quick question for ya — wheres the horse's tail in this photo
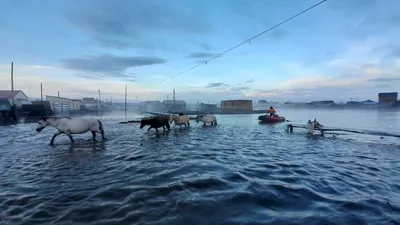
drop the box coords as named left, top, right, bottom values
left=98, top=119, right=105, bottom=137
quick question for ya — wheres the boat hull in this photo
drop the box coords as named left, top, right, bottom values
left=258, top=115, right=286, bottom=123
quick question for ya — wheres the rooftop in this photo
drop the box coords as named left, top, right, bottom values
left=221, top=99, right=252, bottom=102
left=0, top=90, right=26, bottom=98
left=162, top=100, right=186, bottom=105
left=46, top=95, right=81, bottom=101
left=378, top=92, right=398, bottom=97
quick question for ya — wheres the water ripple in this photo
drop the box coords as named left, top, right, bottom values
left=0, top=114, right=399, bottom=224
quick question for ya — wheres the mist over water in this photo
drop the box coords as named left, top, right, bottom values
left=0, top=108, right=399, bottom=224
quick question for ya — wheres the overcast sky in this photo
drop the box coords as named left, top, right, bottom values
left=0, top=0, right=399, bottom=103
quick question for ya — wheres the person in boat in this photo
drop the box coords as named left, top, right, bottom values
left=268, top=106, right=276, bottom=117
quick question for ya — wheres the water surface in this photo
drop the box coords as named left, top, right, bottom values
left=0, top=109, right=399, bottom=224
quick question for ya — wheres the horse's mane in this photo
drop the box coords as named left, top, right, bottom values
left=141, top=115, right=161, bottom=121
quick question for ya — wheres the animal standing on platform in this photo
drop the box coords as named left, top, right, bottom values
left=195, top=114, right=217, bottom=126
left=307, top=120, right=315, bottom=134
left=140, top=116, right=170, bottom=133
left=169, top=113, right=190, bottom=128
left=36, top=116, right=105, bottom=145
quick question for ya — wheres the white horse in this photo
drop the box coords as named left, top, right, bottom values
left=196, top=114, right=217, bottom=126
left=36, top=116, right=105, bottom=145
left=169, top=113, right=190, bottom=128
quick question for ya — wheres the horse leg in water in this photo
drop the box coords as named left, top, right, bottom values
left=91, top=131, right=97, bottom=141
left=147, top=126, right=152, bottom=131
left=65, top=131, right=74, bottom=143
left=50, top=131, right=61, bottom=145
left=155, top=127, right=159, bottom=133
left=97, top=119, right=105, bottom=140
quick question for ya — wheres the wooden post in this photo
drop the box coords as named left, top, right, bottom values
left=58, top=91, right=60, bottom=97
left=98, top=89, right=101, bottom=116
left=11, top=62, right=14, bottom=106
left=40, top=83, right=43, bottom=101
left=124, top=85, right=127, bottom=118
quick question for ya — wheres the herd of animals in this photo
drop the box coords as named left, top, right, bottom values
left=35, top=113, right=218, bottom=145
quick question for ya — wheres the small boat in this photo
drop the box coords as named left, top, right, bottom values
left=258, top=114, right=286, bottom=123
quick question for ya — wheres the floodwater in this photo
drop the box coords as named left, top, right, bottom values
left=0, top=108, right=399, bottom=224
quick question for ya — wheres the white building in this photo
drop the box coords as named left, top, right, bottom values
left=46, top=95, right=82, bottom=111
left=0, top=90, right=28, bottom=107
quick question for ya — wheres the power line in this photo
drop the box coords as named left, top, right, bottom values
left=139, top=0, right=327, bottom=89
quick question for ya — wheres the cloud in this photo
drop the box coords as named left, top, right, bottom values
left=200, top=43, right=212, bottom=51
left=60, top=54, right=166, bottom=77
left=368, top=77, right=400, bottom=82
left=205, top=82, right=229, bottom=88
left=330, top=0, right=400, bottom=40
left=230, top=86, right=250, bottom=92
left=240, top=37, right=400, bottom=102
left=268, top=29, right=288, bottom=40
left=0, top=64, right=153, bottom=101
left=245, top=59, right=400, bottom=102
left=65, top=0, right=212, bottom=49
left=188, top=52, right=215, bottom=58
left=387, top=49, right=400, bottom=58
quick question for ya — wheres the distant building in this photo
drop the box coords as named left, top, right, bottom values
left=309, top=100, right=335, bottom=106
left=0, top=98, right=11, bottom=111
left=139, top=101, right=166, bottom=112
left=82, top=97, right=97, bottom=103
left=81, top=97, right=99, bottom=111
left=0, top=90, right=28, bottom=107
left=378, top=92, right=398, bottom=105
left=345, top=101, right=359, bottom=105
left=140, top=101, right=163, bottom=107
left=163, top=100, right=187, bottom=111
left=197, top=102, right=218, bottom=112
left=360, top=100, right=376, bottom=105
left=221, top=100, right=253, bottom=110
left=257, top=100, right=268, bottom=104
left=46, top=95, right=82, bottom=111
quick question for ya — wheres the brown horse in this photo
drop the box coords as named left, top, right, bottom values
left=140, top=116, right=170, bottom=133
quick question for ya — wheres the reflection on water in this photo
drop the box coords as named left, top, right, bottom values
left=0, top=109, right=399, bottom=224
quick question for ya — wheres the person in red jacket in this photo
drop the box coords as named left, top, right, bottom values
left=268, top=106, right=275, bottom=117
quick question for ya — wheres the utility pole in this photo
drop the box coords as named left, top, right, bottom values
left=173, top=89, right=176, bottom=105
left=124, top=85, right=127, bottom=118
left=11, top=62, right=14, bottom=106
left=98, top=89, right=101, bottom=117
left=40, top=83, right=43, bottom=101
